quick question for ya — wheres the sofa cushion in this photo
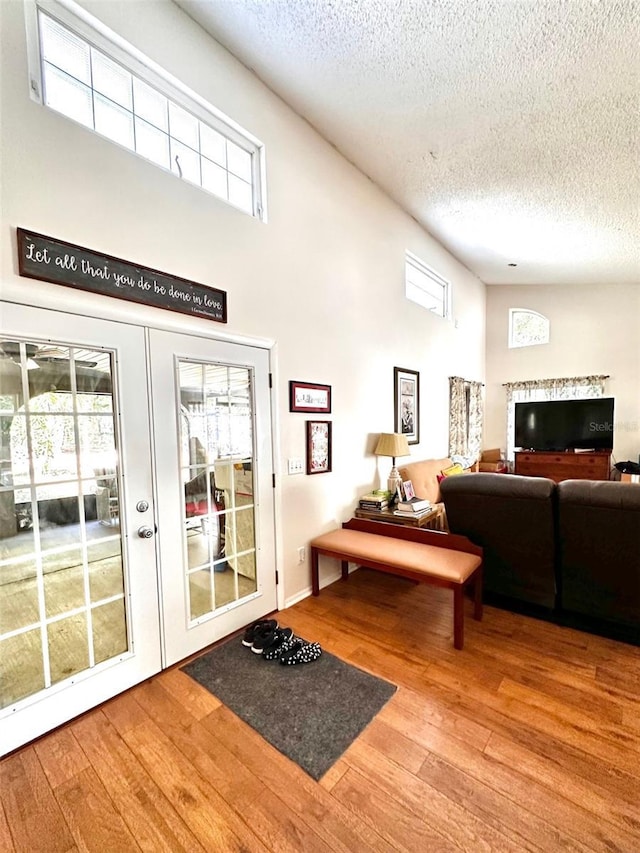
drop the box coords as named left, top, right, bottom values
left=557, top=480, right=640, bottom=632
left=398, top=457, right=453, bottom=505
left=441, top=472, right=558, bottom=608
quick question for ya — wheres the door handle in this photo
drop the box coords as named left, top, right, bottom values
left=137, top=525, right=155, bottom=539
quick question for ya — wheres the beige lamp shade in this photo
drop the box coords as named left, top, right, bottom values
left=374, top=433, right=410, bottom=495
left=374, top=433, right=410, bottom=460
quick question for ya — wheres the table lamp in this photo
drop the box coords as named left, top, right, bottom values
left=374, top=432, right=410, bottom=495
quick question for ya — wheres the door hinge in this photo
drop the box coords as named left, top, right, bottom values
left=268, top=372, right=273, bottom=389
left=272, top=473, right=276, bottom=488
left=275, top=570, right=279, bottom=585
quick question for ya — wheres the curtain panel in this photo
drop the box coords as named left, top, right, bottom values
left=449, top=376, right=483, bottom=460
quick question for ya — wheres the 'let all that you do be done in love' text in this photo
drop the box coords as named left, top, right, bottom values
left=17, top=228, right=227, bottom=323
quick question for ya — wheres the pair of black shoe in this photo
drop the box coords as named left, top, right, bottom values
left=241, top=619, right=322, bottom=665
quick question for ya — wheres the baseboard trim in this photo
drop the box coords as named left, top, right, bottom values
left=282, top=566, right=354, bottom=610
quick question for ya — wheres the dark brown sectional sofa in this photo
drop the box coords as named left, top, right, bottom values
left=440, top=472, right=640, bottom=645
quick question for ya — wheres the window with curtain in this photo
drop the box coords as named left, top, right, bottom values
left=504, top=375, right=608, bottom=462
left=448, top=376, right=483, bottom=461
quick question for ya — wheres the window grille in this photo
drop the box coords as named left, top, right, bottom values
left=25, top=1, right=266, bottom=219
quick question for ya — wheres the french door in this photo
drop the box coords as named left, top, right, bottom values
left=0, top=303, right=276, bottom=755
left=148, top=328, right=277, bottom=666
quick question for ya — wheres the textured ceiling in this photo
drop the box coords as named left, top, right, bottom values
left=175, top=0, right=640, bottom=285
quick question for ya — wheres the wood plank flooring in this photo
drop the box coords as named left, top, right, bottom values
left=1, top=567, right=639, bottom=851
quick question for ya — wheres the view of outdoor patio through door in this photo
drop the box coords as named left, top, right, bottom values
left=0, top=339, right=126, bottom=709
left=180, top=360, right=257, bottom=622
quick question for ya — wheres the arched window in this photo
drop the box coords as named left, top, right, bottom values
left=509, top=309, right=549, bottom=348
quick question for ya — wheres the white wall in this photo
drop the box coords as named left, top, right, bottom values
left=484, top=284, right=640, bottom=464
left=0, top=0, right=486, bottom=603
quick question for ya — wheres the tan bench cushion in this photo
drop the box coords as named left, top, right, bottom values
left=310, top=529, right=481, bottom=584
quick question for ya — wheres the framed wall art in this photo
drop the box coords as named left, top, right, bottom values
left=289, top=380, right=332, bottom=413
left=394, top=366, right=420, bottom=445
left=306, top=420, right=332, bottom=474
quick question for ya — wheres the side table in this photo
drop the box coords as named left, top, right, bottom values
left=354, top=505, right=443, bottom=530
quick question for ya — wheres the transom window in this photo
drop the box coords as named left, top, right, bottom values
left=509, top=309, right=549, bottom=348
left=25, top=1, right=265, bottom=219
left=405, top=252, right=449, bottom=318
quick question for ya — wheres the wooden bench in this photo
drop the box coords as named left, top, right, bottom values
left=310, top=518, right=483, bottom=650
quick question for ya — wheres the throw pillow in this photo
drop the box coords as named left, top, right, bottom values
left=441, top=463, right=465, bottom=477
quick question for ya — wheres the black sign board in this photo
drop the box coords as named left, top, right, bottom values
left=17, top=228, right=227, bottom=324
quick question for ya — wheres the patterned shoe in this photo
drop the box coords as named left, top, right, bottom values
left=250, top=623, right=280, bottom=655
left=279, top=639, right=322, bottom=665
left=261, top=627, right=295, bottom=660
left=241, top=619, right=277, bottom=647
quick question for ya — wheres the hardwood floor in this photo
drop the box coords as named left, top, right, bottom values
left=1, top=567, right=639, bottom=851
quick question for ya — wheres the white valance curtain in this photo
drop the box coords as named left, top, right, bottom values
left=448, top=376, right=483, bottom=461
left=504, top=375, right=608, bottom=462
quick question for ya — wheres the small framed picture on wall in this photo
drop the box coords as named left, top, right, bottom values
left=289, top=381, right=332, bottom=413
left=394, top=366, right=420, bottom=445
left=306, top=420, right=332, bottom=474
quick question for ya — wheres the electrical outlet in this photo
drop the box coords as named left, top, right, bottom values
left=288, top=458, right=304, bottom=475
left=297, top=546, right=306, bottom=564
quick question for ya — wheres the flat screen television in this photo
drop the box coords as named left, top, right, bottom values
left=514, top=397, right=614, bottom=452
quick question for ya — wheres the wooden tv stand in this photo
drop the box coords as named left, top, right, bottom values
left=514, top=450, right=611, bottom=483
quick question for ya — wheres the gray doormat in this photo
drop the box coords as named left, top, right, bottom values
left=181, top=636, right=397, bottom=780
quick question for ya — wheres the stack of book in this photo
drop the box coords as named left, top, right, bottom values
left=358, top=492, right=389, bottom=511
left=393, top=497, right=432, bottom=517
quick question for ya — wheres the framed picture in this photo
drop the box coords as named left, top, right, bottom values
left=394, top=366, right=420, bottom=445
left=401, top=480, right=415, bottom=500
left=306, top=420, right=332, bottom=474
left=289, top=380, right=332, bottom=413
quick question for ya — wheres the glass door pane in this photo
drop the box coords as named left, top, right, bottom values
left=180, top=361, right=257, bottom=620
left=0, top=339, right=126, bottom=709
